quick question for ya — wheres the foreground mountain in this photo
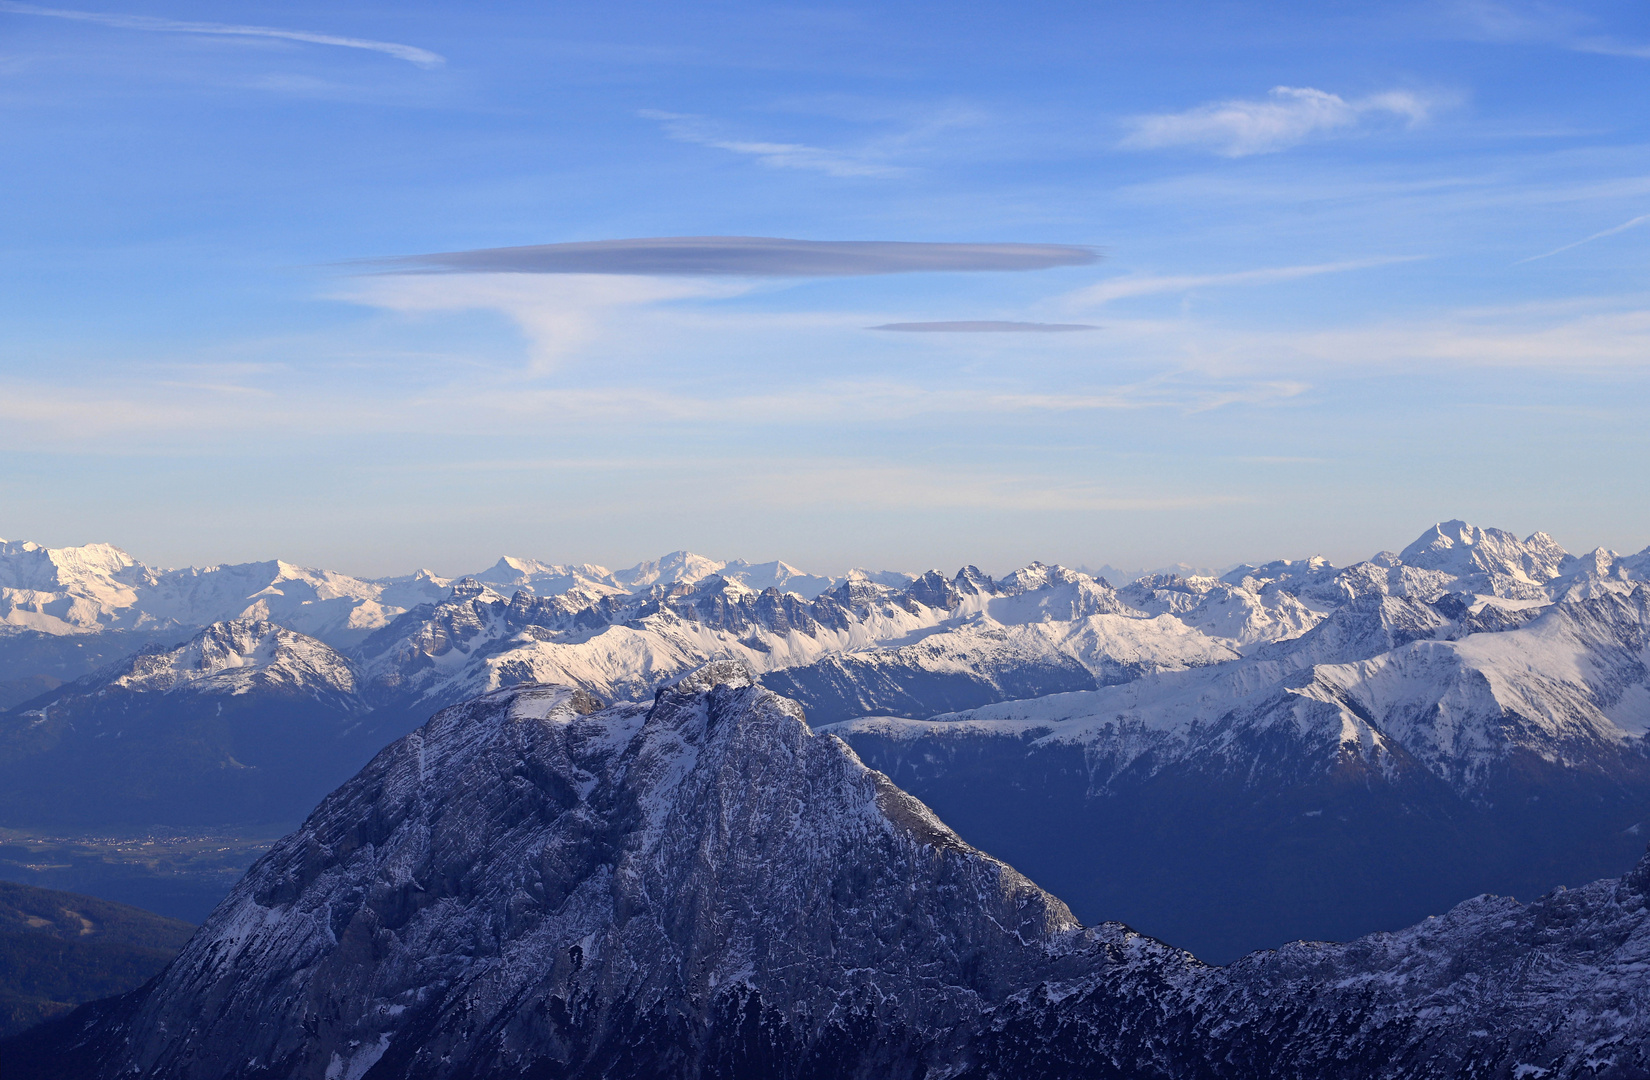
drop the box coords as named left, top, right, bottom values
left=0, top=881, right=193, bottom=1038
left=0, top=621, right=387, bottom=829
left=831, top=585, right=1650, bottom=960
left=6, top=671, right=1647, bottom=1079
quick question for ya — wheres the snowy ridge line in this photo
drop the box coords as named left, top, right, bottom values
left=826, top=583, right=1650, bottom=795
left=5, top=519, right=1649, bottom=735
left=0, top=540, right=902, bottom=642
left=4, top=518, right=1647, bottom=645
left=17, top=619, right=363, bottom=710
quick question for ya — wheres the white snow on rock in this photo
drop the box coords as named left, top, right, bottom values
left=830, top=585, right=1650, bottom=796
left=7, top=520, right=1648, bottom=740
left=81, top=619, right=360, bottom=703
left=0, top=541, right=448, bottom=644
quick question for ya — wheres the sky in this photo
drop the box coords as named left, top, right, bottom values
left=2, top=0, right=1649, bottom=578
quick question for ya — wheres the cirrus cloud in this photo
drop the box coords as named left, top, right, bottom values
left=1121, top=86, right=1434, bottom=157
left=0, top=0, right=444, bottom=66
left=1066, top=256, right=1424, bottom=306
left=640, top=110, right=908, bottom=179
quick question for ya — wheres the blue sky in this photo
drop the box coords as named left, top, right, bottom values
left=3, top=0, right=1648, bottom=577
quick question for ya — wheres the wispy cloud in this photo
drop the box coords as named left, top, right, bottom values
left=1121, top=86, right=1433, bottom=157
left=870, top=321, right=1098, bottom=333
left=0, top=369, right=1308, bottom=449
left=403, top=456, right=1255, bottom=515
left=0, top=1, right=444, bottom=67
left=335, top=272, right=740, bottom=374
left=1066, top=257, right=1421, bottom=306
left=1456, top=1, right=1650, bottom=62
left=1283, top=303, right=1650, bottom=371
left=1454, top=0, right=1586, bottom=41
left=1516, top=213, right=1650, bottom=263
left=424, top=378, right=1305, bottom=424
left=1572, top=38, right=1650, bottom=59
left=364, top=236, right=1099, bottom=277
left=733, top=462, right=1253, bottom=514
left=641, top=110, right=907, bottom=178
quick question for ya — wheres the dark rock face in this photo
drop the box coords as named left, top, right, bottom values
left=7, top=672, right=1649, bottom=1079
left=2, top=671, right=1089, bottom=1078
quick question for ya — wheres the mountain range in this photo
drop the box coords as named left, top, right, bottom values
left=2, top=520, right=1648, bottom=958
left=6, top=669, right=1645, bottom=1079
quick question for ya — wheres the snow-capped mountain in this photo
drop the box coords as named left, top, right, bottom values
left=0, top=539, right=450, bottom=644
left=89, top=619, right=361, bottom=703
left=0, top=541, right=858, bottom=644
left=10, top=520, right=1638, bottom=716
left=351, top=564, right=1244, bottom=724
left=1264, top=519, right=1646, bottom=608
left=470, top=551, right=848, bottom=600
left=7, top=519, right=1650, bottom=955
left=841, top=585, right=1650, bottom=793
left=9, top=670, right=1646, bottom=1079
left=468, top=557, right=626, bottom=597
left=0, top=539, right=153, bottom=635
left=828, top=583, right=1650, bottom=960
left=0, top=620, right=385, bottom=829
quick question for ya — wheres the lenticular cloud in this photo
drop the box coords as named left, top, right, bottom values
left=364, top=236, right=1099, bottom=277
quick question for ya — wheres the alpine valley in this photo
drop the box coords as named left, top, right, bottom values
left=1, top=521, right=1648, bottom=960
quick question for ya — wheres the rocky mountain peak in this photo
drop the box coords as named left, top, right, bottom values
left=89, top=618, right=360, bottom=702
left=902, top=568, right=962, bottom=611
left=11, top=676, right=1093, bottom=1077
left=1399, top=519, right=1573, bottom=584
left=11, top=676, right=1650, bottom=1078
left=954, top=564, right=996, bottom=595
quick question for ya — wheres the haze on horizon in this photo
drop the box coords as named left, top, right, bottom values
left=3, top=0, right=1649, bottom=576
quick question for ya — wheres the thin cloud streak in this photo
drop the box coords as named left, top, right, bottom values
left=1573, top=38, right=1650, bottom=59
left=640, top=110, right=907, bottom=178
left=1121, top=86, right=1433, bottom=157
left=1067, top=257, right=1421, bottom=306
left=1517, top=213, right=1650, bottom=263
left=735, top=463, right=1253, bottom=514
left=871, top=321, right=1098, bottom=332
left=0, top=1, right=445, bottom=66
left=366, top=237, right=1099, bottom=277
left=400, top=457, right=1254, bottom=515
left=0, top=371, right=1302, bottom=446
left=1456, top=1, right=1650, bottom=63
left=1284, top=306, right=1650, bottom=371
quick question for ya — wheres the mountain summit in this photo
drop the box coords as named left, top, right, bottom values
left=9, top=672, right=1649, bottom=1079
